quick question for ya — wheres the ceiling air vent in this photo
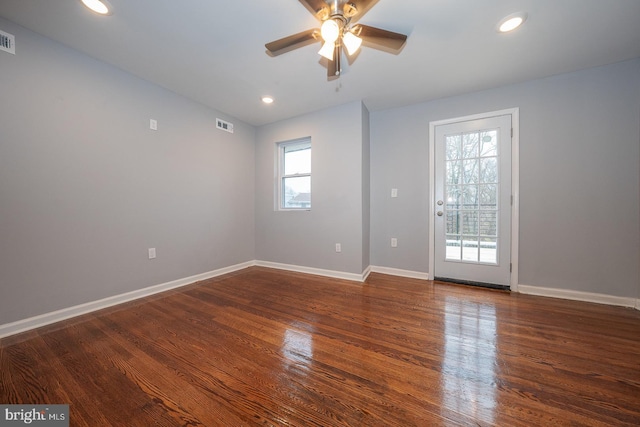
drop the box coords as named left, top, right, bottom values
left=216, top=118, right=234, bottom=134
left=0, top=30, right=15, bottom=54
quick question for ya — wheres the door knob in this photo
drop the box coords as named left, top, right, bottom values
left=437, top=200, right=444, bottom=206
left=437, top=211, right=443, bottom=216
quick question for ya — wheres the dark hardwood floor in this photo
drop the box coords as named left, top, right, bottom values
left=1, top=267, right=639, bottom=426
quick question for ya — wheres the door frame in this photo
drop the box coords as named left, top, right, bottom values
left=428, top=108, right=520, bottom=291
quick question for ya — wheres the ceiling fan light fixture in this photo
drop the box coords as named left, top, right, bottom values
left=80, top=0, right=112, bottom=15
left=342, top=30, right=362, bottom=56
left=318, top=41, right=335, bottom=60
left=320, top=19, right=340, bottom=43
left=264, top=1, right=409, bottom=79
left=498, top=12, right=527, bottom=32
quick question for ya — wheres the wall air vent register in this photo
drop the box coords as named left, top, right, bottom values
left=0, top=30, right=15, bottom=54
left=216, top=118, right=234, bottom=133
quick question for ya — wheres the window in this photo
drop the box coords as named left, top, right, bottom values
left=278, top=138, right=311, bottom=210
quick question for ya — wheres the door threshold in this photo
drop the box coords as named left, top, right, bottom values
left=433, top=277, right=510, bottom=291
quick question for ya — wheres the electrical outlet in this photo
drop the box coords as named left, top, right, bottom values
left=150, top=119, right=158, bottom=130
left=391, top=188, right=398, bottom=198
left=148, top=248, right=156, bottom=259
left=335, top=243, right=342, bottom=253
left=391, top=238, right=398, bottom=248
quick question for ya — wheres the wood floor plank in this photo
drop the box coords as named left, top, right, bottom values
left=2, top=267, right=639, bottom=426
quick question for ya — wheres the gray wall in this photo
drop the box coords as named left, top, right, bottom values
left=0, top=18, right=256, bottom=325
left=1, top=17, right=638, bottom=328
left=362, top=106, right=371, bottom=271
left=255, top=101, right=369, bottom=275
left=371, top=59, right=640, bottom=298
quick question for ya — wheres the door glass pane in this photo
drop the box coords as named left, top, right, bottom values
left=462, top=211, right=478, bottom=235
left=446, top=161, right=461, bottom=185
left=463, top=159, right=479, bottom=184
left=480, top=131, right=497, bottom=157
left=446, top=211, right=459, bottom=234
left=446, top=185, right=462, bottom=209
left=479, top=211, right=497, bottom=236
left=480, top=157, right=498, bottom=183
left=463, top=185, right=478, bottom=209
left=446, top=235, right=462, bottom=260
left=479, top=237, right=498, bottom=263
left=444, top=129, right=500, bottom=265
left=446, top=135, right=462, bottom=160
left=462, top=237, right=479, bottom=262
left=479, top=184, right=497, bottom=209
left=463, top=133, right=479, bottom=158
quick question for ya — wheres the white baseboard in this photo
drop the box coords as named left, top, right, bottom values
left=254, top=260, right=367, bottom=282
left=361, top=265, right=372, bottom=281
left=5, top=262, right=634, bottom=339
left=0, top=261, right=375, bottom=339
left=254, top=262, right=431, bottom=283
left=518, top=284, right=638, bottom=308
left=0, top=261, right=255, bottom=339
left=369, top=266, right=430, bottom=280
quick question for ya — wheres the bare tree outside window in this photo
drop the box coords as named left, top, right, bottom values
left=445, top=130, right=499, bottom=263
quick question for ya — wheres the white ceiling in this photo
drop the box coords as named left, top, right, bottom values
left=1, top=0, right=640, bottom=126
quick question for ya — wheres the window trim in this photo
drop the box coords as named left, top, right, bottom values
left=277, top=137, right=311, bottom=211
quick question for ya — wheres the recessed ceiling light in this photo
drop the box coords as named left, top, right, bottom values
left=498, top=12, right=527, bottom=33
left=262, top=96, right=274, bottom=104
left=81, top=0, right=113, bottom=15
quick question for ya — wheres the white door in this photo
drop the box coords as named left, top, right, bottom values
left=433, top=114, right=512, bottom=288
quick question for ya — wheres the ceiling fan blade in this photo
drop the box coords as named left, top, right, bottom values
left=298, top=0, right=330, bottom=20
left=343, top=0, right=379, bottom=21
left=265, top=29, right=320, bottom=56
left=352, top=24, right=407, bottom=51
left=327, top=45, right=341, bottom=78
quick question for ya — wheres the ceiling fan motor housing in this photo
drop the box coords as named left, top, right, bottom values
left=318, top=1, right=357, bottom=22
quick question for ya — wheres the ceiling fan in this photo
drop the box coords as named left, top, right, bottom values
left=265, top=0, right=408, bottom=78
